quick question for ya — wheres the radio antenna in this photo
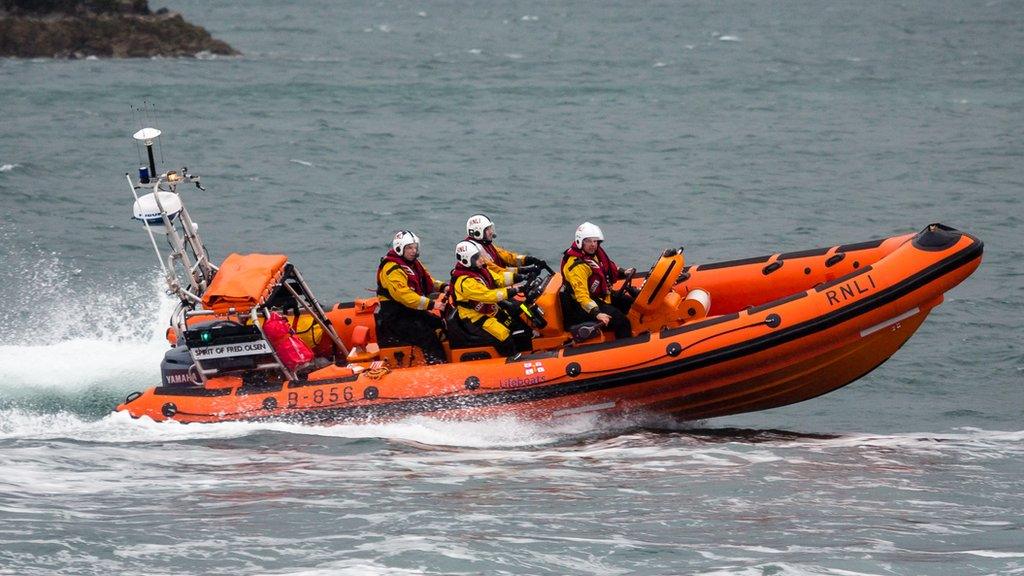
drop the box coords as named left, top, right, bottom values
left=151, top=102, right=166, bottom=165
left=131, top=105, right=144, bottom=167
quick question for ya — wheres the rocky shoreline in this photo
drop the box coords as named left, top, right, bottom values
left=0, top=0, right=237, bottom=58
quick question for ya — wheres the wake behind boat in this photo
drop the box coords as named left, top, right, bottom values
left=115, top=129, right=983, bottom=424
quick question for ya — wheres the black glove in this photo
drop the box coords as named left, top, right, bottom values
left=508, top=282, right=527, bottom=298
left=516, top=265, right=540, bottom=279
left=524, top=255, right=546, bottom=268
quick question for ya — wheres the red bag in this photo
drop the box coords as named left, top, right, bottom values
left=263, top=312, right=314, bottom=371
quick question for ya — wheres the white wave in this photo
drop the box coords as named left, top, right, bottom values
left=268, top=561, right=425, bottom=576
left=718, top=35, right=741, bottom=42
left=962, top=550, right=1024, bottom=558
left=811, top=428, right=1024, bottom=450
left=0, top=408, right=604, bottom=448
left=0, top=275, right=175, bottom=393
left=0, top=163, right=19, bottom=172
left=0, top=338, right=166, bottom=390
left=696, top=564, right=887, bottom=576
left=0, top=235, right=177, bottom=397
left=289, top=159, right=314, bottom=167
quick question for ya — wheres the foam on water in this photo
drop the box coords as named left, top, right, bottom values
left=0, top=337, right=167, bottom=389
left=0, top=237, right=176, bottom=414
left=695, top=565, right=888, bottom=576
left=263, top=563, right=425, bottom=576
left=0, top=407, right=608, bottom=448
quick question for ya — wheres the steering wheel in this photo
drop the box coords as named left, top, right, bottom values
left=523, top=269, right=552, bottom=304
left=612, top=268, right=636, bottom=300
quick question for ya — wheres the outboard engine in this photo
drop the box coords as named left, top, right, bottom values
left=161, top=345, right=200, bottom=387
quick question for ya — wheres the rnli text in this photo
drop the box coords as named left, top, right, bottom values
left=825, top=273, right=876, bottom=306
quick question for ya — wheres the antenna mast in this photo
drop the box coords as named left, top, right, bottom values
left=127, top=127, right=216, bottom=307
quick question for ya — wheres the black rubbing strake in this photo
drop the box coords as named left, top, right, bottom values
left=825, top=253, right=846, bottom=267
left=762, top=261, right=783, bottom=275
left=746, top=291, right=808, bottom=315
left=698, top=255, right=772, bottom=271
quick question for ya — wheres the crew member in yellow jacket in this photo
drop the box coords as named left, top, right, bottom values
left=464, top=214, right=548, bottom=283
left=449, top=240, right=530, bottom=356
left=561, top=222, right=635, bottom=339
left=375, top=230, right=447, bottom=364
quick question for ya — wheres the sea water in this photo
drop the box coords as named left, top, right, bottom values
left=0, top=1, right=1021, bottom=574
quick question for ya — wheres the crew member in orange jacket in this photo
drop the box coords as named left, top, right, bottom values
left=375, top=230, right=447, bottom=364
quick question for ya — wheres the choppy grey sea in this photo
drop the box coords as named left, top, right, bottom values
left=1, top=1, right=1022, bottom=574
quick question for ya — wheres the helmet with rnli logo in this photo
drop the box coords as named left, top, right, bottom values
left=466, top=214, right=495, bottom=241
left=574, top=222, right=604, bottom=249
left=455, top=240, right=483, bottom=267
left=392, top=230, right=421, bottom=256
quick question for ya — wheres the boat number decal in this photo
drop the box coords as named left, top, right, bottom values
left=287, top=386, right=353, bottom=408
left=825, top=274, right=876, bottom=306
left=500, top=361, right=547, bottom=389
left=192, top=340, right=271, bottom=359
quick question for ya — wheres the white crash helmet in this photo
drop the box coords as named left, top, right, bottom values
left=455, top=240, right=483, bottom=267
left=392, top=230, right=421, bottom=255
left=574, top=221, right=604, bottom=249
left=466, top=214, right=495, bottom=241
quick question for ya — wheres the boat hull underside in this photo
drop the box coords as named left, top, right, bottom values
left=415, top=303, right=933, bottom=423
left=644, top=307, right=929, bottom=420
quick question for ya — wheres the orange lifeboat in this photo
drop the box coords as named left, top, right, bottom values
left=117, top=223, right=982, bottom=424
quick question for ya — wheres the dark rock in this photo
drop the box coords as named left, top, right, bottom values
left=0, top=0, right=238, bottom=58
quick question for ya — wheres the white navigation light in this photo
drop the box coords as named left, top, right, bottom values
left=133, top=191, right=182, bottom=226
left=132, top=127, right=162, bottom=143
